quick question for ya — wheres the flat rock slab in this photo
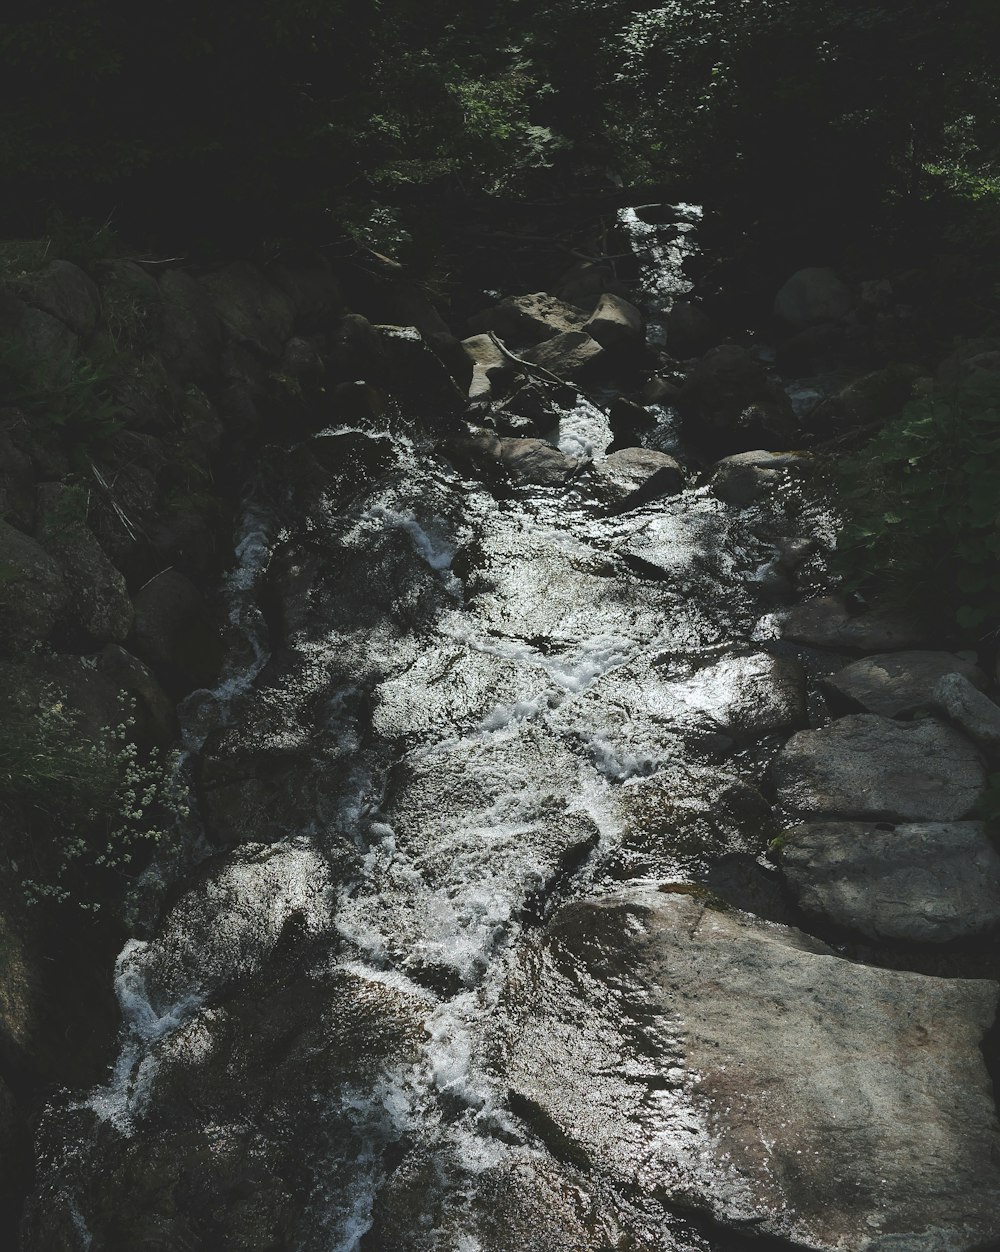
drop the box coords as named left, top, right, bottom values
left=824, top=651, right=987, bottom=718
left=772, top=713, right=985, bottom=822
left=492, top=887, right=1000, bottom=1251
left=781, top=596, right=928, bottom=652
left=779, top=820, right=1000, bottom=943
left=591, top=447, right=683, bottom=508
left=521, top=330, right=605, bottom=379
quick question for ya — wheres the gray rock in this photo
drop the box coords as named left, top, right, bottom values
left=556, top=259, right=631, bottom=310
left=268, top=262, right=343, bottom=325
left=636, top=375, right=681, bottom=405
left=805, top=364, right=922, bottom=436
left=780, top=596, right=928, bottom=651
left=460, top=333, right=510, bottom=380
left=0, top=518, right=70, bottom=648
left=0, top=423, right=36, bottom=531
left=36, top=484, right=133, bottom=645
left=467, top=292, right=588, bottom=347
left=14, top=260, right=101, bottom=338
left=774, top=266, right=851, bottom=329
left=778, top=820, right=1000, bottom=943
left=773, top=713, right=986, bottom=822
left=934, top=671, right=1000, bottom=750
left=592, top=447, right=683, bottom=508
left=200, top=261, right=296, bottom=358
left=492, top=886, right=1000, bottom=1251
left=583, top=293, right=644, bottom=348
left=521, top=331, right=604, bottom=380
left=158, top=268, right=222, bottom=383
left=825, top=651, right=988, bottom=718
left=500, top=438, right=577, bottom=486
left=131, top=569, right=223, bottom=694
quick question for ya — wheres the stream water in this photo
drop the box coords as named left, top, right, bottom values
left=22, top=214, right=899, bottom=1252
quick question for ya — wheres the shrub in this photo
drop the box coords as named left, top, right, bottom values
left=836, top=372, right=1000, bottom=634
left=0, top=661, right=188, bottom=913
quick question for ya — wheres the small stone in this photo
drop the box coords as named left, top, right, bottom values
left=778, top=820, right=1000, bottom=943
left=934, top=672, right=1000, bottom=751
left=824, top=651, right=988, bottom=718
left=772, top=713, right=986, bottom=822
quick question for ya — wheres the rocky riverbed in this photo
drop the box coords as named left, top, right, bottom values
left=3, top=209, right=1000, bottom=1250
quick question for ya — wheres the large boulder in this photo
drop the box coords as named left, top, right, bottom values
left=582, top=293, right=643, bottom=349
left=130, top=569, right=223, bottom=695
left=521, top=331, right=604, bottom=380
left=780, top=595, right=928, bottom=651
left=709, top=449, right=812, bottom=507
left=199, top=261, right=296, bottom=359
left=772, top=713, right=986, bottom=822
left=157, top=268, right=222, bottom=383
left=374, top=325, right=467, bottom=415
left=12, top=259, right=101, bottom=338
left=0, top=289, right=79, bottom=374
left=590, top=447, right=683, bottom=509
left=467, top=293, right=588, bottom=347
left=36, top=483, right=133, bottom=645
left=774, top=266, right=851, bottom=330
left=491, top=886, right=1000, bottom=1250
left=804, top=364, right=922, bottom=436
left=823, top=650, right=988, bottom=718
left=664, top=300, right=718, bottom=358
left=500, top=438, right=578, bottom=487
left=778, top=820, right=1000, bottom=943
left=0, top=519, right=70, bottom=649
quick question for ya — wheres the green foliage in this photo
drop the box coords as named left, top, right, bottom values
left=0, top=662, right=188, bottom=912
left=837, top=373, right=1000, bottom=633
left=0, top=340, right=122, bottom=455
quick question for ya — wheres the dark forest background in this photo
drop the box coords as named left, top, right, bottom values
left=2, top=0, right=999, bottom=272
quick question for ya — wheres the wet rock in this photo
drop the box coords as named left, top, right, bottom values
left=95, top=645, right=178, bottom=748
left=778, top=820, right=1000, bottom=943
left=772, top=713, right=986, bottom=822
left=494, top=382, right=562, bottom=433
left=824, top=650, right=988, bottom=718
left=131, top=569, right=223, bottom=694
left=591, top=447, right=683, bottom=509
left=774, top=266, right=851, bottom=329
left=13, top=259, right=101, bottom=338
left=709, top=449, right=812, bottom=506
left=157, top=268, right=222, bottom=384
left=375, top=325, right=467, bottom=415
left=500, top=438, right=577, bottom=486
left=200, top=260, right=296, bottom=358
left=664, top=300, right=717, bottom=358
left=467, top=293, right=588, bottom=347
left=676, top=345, right=794, bottom=447
left=520, top=330, right=605, bottom=380
left=0, top=518, right=70, bottom=649
left=780, top=595, right=928, bottom=651
left=773, top=535, right=817, bottom=572
left=934, top=671, right=1000, bottom=751
left=582, top=293, right=643, bottom=349
left=491, top=886, right=1000, bottom=1251
left=36, top=483, right=133, bottom=645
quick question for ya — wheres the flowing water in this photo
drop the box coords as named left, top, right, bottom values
left=23, top=214, right=846, bottom=1251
